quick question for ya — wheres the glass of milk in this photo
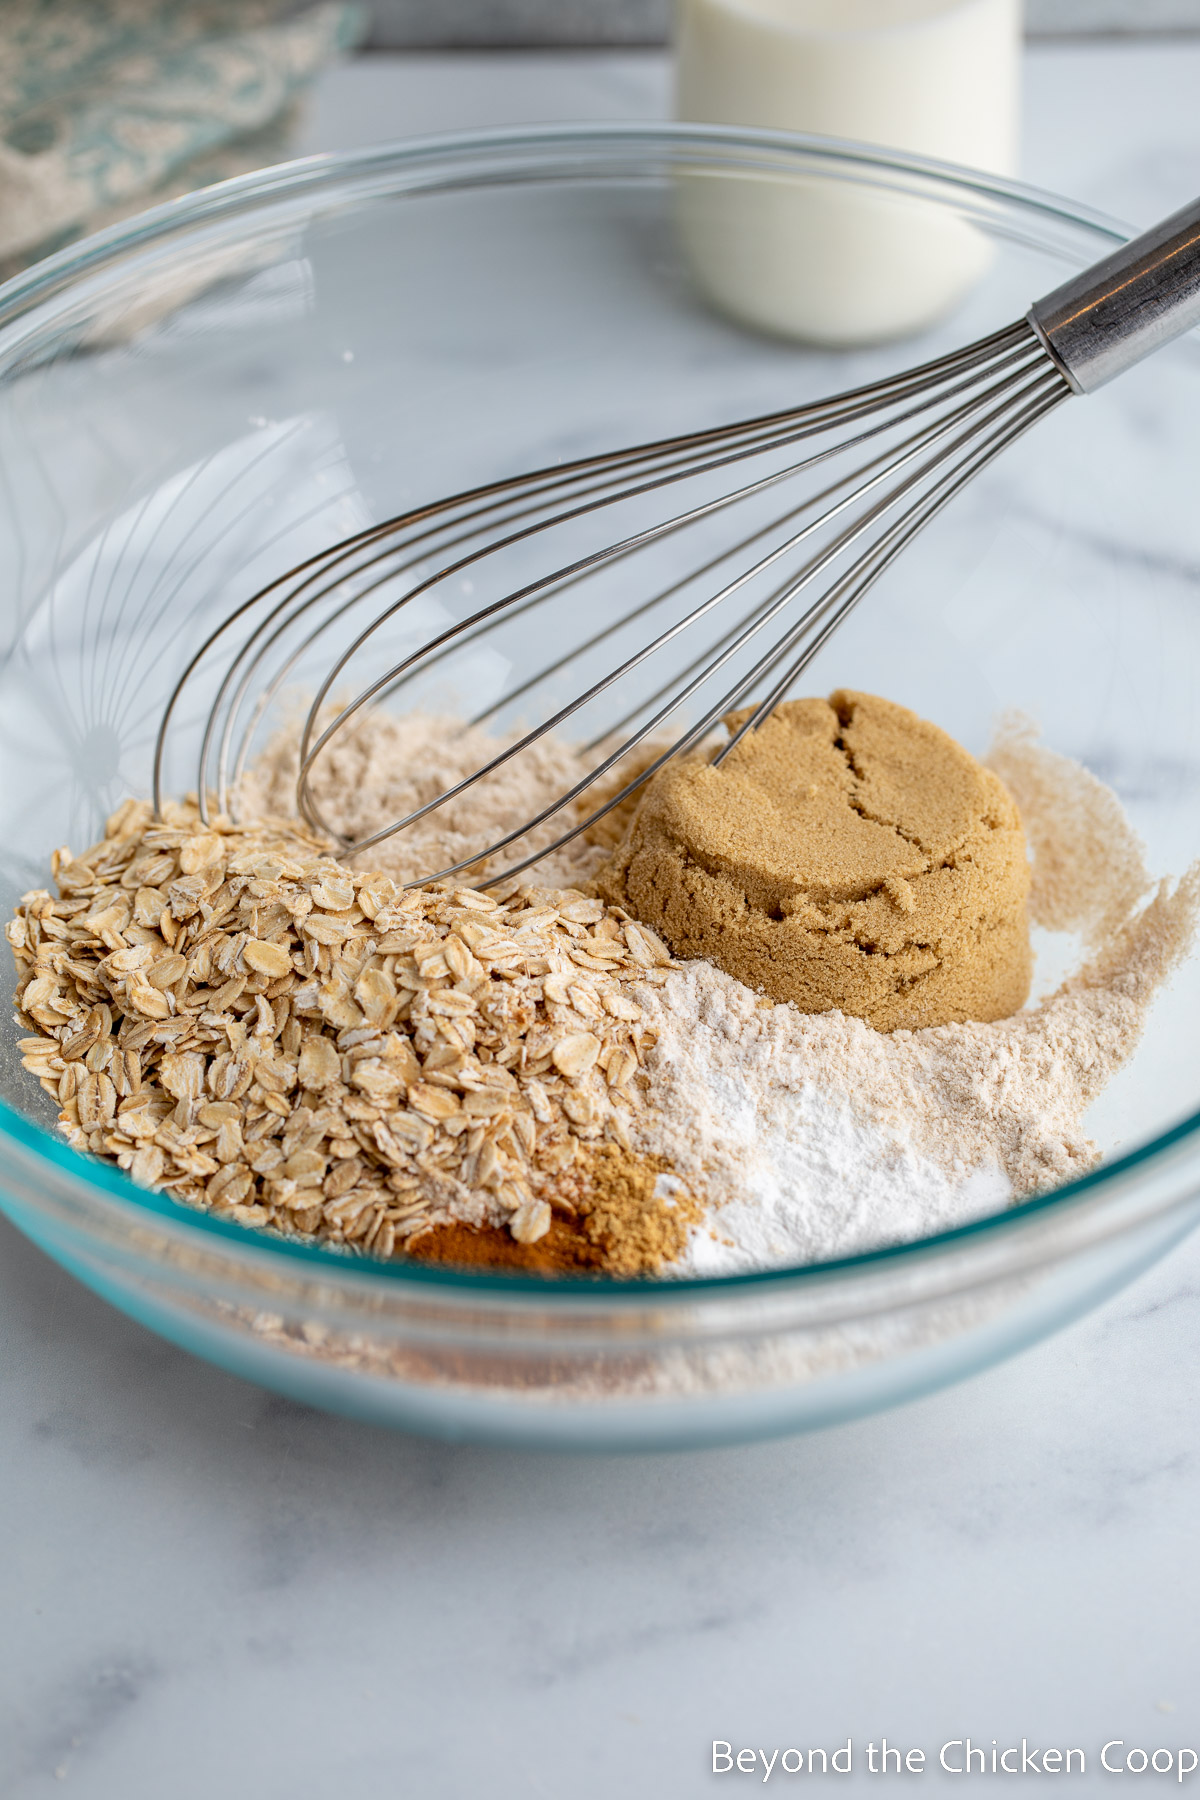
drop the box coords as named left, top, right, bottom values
left=675, top=0, right=1022, bottom=344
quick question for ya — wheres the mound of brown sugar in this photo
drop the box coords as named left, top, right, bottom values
left=596, top=690, right=1032, bottom=1032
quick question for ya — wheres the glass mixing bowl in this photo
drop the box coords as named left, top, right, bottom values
left=1, top=125, right=1198, bottom=1451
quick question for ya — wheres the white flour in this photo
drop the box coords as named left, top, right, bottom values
left=643, top=1001, right=1009, bottom=1274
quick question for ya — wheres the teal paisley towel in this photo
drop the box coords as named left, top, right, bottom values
left=0, top=1, right=366, bottom=272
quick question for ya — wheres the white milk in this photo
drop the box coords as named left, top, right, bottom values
left=675, top=0, right=1022, bottom=344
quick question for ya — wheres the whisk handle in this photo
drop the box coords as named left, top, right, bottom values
left=1028, top=194, right=1200, bottom=394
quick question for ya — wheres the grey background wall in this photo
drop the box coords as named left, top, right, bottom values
left=364, top=0, right=1200, bottom=48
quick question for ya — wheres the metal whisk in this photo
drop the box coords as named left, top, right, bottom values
left=155, top=192, right=1200, bottom=887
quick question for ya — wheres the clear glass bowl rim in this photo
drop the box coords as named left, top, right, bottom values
left=3, top=118, right=1192, bottom=1303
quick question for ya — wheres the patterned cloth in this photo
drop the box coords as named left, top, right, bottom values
left=0, top=1, right=365, bottom=272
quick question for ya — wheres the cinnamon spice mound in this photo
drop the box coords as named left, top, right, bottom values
left=597, top=689, right=1032, bottom=1031
left=408, top=1143, right=701, bottom=1276
left=405, top=1215, right=606, bottom=1274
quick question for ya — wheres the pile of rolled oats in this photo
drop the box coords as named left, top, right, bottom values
left=6, top=795, right=673, bottom=1256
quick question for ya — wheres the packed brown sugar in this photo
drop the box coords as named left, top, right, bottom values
left=8, top=695, right=1199, bottom=1280
left=596, top=689, right=1032, bottom=1031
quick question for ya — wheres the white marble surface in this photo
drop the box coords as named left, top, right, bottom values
left=4, top=44, right=1200, bottom=1799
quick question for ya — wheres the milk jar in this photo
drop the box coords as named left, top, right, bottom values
left=675, top=0, right=1022, bottom=344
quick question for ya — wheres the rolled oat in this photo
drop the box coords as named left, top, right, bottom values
left=6, top=794, right=665, bottom=1256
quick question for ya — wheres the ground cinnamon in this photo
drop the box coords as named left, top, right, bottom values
left=405, top=1214, right=605, bottom=1274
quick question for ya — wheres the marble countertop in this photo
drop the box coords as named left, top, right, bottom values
left=5, top=43, right=1200, bottom=1800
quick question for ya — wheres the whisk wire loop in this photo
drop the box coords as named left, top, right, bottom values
left=297, top=342, right=1065, bottom=870
left=293, top=334, right=1053, bottom=841
left=154, top=319, right=1070, bottom=887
